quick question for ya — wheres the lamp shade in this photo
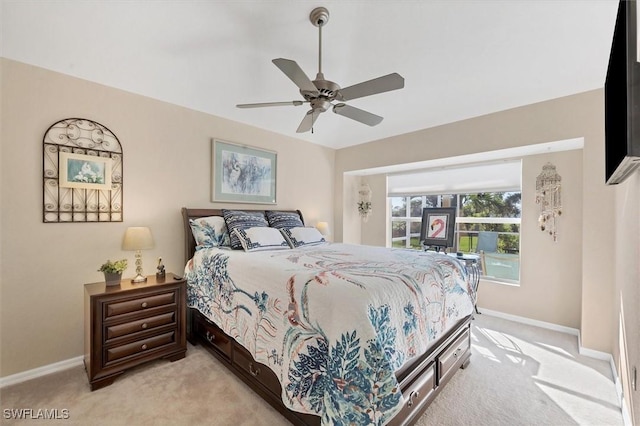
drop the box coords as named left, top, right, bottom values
left=316, top=221, right=331, bottom=237
left=122, top=227, right=155, bottom=251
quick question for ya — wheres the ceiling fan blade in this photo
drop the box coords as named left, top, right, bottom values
left=236, top=101, right=304, bottom=108
left=296, top=109, right=320, bottom=133
left=272, top=58, right=319, bottom=95
left=338, top=73, right=405, bottom=101
left=333, top=103, right=383, bottom=126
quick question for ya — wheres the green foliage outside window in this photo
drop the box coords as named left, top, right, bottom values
left=458, top=192, right=521, bottom=253
left=391, top=192, right=521, bottom=254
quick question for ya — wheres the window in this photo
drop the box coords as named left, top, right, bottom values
left=390, top=192, right=521, bottom=283
left=387, top=159, right=522, bottom=283
left=391, top=195, right=452, bottom=249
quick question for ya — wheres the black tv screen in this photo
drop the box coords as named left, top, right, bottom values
left=605, top=0, right=640, bottom=185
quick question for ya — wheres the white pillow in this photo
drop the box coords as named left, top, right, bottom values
left=280, top=226, right=326, bottom=248
left=233, top=227, right=291, bottom=252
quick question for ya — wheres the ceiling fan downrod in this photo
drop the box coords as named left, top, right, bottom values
left=310, top=7, right=329, bottom=79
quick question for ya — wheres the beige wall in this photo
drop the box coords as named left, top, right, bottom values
left=334, top=90, right=614, bottom=352
left=341, top=175, right=361, bottom=244
left=480, top=151, right=583, bottom=328
left=0, top=59, right=335, bottom=377
left=613, top=172, right=640, bottom=421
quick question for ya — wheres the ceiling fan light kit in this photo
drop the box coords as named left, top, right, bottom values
left=236, top=6, right=405, bottom=133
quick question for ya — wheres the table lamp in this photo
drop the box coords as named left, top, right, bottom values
left=316, top=221, right=331, bottom=240
left=122, top=226, right=155, bottom=283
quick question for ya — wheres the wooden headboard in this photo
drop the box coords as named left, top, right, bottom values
left=181, top=207, right=304, bottom=264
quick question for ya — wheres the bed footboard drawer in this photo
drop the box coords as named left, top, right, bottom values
left=394, top=362, right=436, bottom=423
left=233, top=346, right=281, bottom=396
left=438, top=327, right=470, bottom=384
left=197, top=317, right=232, bottom=359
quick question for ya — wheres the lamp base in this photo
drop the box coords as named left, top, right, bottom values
left=131, top=274, right=147, bottom=283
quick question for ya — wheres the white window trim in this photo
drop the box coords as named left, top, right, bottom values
left=456, top=217, right=521, bottom=224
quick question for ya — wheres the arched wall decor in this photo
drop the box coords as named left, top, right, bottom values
left=43, top=118, right=123, bottom=223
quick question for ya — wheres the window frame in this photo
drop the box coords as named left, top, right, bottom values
left=389, top=193, right=522, bottom=284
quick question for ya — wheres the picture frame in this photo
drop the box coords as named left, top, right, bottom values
left=211, top=139, right=277, bottom=204
left=59, top=152, right=112, bottom=190
left=419, top=207, right=457, bottom=249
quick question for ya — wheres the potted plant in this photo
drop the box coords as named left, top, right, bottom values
left=98, top=259, right=128, bottom=286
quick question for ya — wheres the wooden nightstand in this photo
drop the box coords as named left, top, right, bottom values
left=84, top=273, right=187, bottom=391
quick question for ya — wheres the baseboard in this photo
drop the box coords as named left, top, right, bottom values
left=0, top=356, right=83, bottom=388
left=479, top=307, right=580, bottom=336
left=621, top=396, right=633, bottom=426
left=609, top=355, right=634, bottom=426
left=573, top=330, right=613, bottom=361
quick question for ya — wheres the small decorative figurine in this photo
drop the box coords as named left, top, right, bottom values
left=156, top=257, right=166, bottom=280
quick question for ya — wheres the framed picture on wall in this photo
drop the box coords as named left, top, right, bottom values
left=59, top=152, right=112, bottom=190
left=420, top=207, right=456, bottom=249
left=211, top=139, right=277, bottom=204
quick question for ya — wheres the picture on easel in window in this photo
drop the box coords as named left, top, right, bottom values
left=420, top=207, right=456, bottom=249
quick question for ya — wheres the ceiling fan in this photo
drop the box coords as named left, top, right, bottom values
left=236, top=6, right=405, bottom=133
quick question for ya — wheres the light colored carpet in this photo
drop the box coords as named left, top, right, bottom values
left=0, top=314, right=623, bottom=425
left=416, top=314, right=622, bottom=426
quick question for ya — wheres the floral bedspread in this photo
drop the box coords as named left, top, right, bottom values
left=185, top=243, right=475, bottom=425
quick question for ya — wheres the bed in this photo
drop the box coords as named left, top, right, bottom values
left=182, top=208, right=475, bottom=425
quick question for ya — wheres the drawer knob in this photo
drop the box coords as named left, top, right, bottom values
left=141, top=344, right=148, bottom=350
left=249, top=363, right=261, bottom=377
left=141, top=323, right=148, bottom=329
left=206, top=331, right=216, bottom=343
left=141, top=302, right=148, bottom=308
left=407, top=390, right=420, bottom=407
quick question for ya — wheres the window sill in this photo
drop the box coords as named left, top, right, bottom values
left=480, top=277, right=520, bottom=287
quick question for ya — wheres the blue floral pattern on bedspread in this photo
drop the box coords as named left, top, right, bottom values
left=185, top=243, right=474, bottom=425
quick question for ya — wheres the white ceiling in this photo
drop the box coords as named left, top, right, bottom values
left=0, top=0, right=619, bottom=150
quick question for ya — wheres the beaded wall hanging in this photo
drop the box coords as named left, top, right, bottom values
left=535, top=162, right=561, bottom=241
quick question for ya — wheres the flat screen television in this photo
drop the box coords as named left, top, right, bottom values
left=605, top=0, right=640, bottom=185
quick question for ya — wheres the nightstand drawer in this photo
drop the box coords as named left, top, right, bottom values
left=105, top=312, right=176, bottom=341
left=105, top=331, right=176, bottom=365
left=105, top=291, right=176, bottom=319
